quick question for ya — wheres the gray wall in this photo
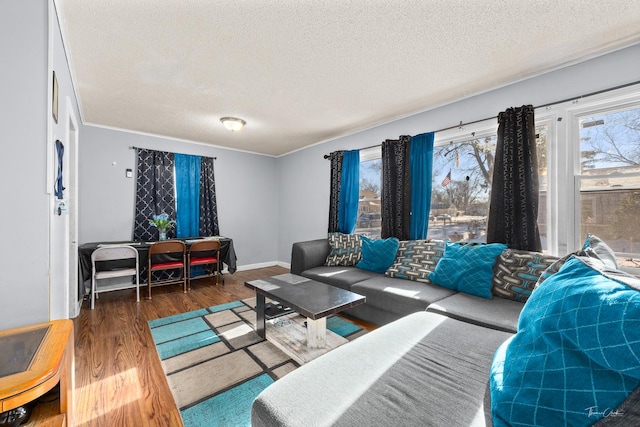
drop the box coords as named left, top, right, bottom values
left=276, top=43, right=640, bottom=263
left=0, top=0, right=50, bottom=328
left=78, top=127, right=279, bottom=269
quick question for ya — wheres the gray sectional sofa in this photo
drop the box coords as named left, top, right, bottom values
left=289, top=238, right=525, bottom=332
left=252, top=235, right=640, bottom=426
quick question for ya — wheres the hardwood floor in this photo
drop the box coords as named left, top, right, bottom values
left=72, top=266, right=375, bottom=426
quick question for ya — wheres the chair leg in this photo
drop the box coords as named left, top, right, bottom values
left=91, top=277, right=96, bottom=309
left=135, top=273, right=140, bottom=303
left=183, top=269, right=187, bottom=293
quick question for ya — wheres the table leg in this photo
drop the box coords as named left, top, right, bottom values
left=306, top=317, right=326, bottom=348
left=256, top=294, right=266, bottom=339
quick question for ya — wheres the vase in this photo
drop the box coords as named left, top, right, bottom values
left=159, top=230, right=167, bottom=241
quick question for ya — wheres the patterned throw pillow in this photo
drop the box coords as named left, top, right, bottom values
left=492, top=249, right=559, bottom=302
left=325, top=233, right=362, bottom=266
left=534, top=234, right=617, bottom=289
left=385, top=240, right=446, bottom=283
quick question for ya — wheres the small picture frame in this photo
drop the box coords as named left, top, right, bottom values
left=52, top=71, right=59, bottom=123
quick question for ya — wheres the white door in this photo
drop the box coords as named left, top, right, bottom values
left=67, top=97, right=81, bottom=318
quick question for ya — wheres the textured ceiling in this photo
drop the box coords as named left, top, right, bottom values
left=55, top=0, right=640, bottom=157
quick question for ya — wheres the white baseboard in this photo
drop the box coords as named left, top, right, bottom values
left=234, top=261, right=291, bottom=272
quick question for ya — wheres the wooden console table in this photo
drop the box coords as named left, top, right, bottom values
left=0, top=320, right=74, bottom=427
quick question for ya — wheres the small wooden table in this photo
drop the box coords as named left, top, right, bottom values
left=245, top=274, right=365, bottom=350
left=0, top=320, right=74, bottom=427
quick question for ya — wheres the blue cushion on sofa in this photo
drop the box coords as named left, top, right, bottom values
left=356, top=236, right=400, bottom=274
left=429, top=242, right=507, bottom=299
left=490, top=256, right=640, bottom=426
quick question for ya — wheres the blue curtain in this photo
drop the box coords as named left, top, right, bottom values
left=175, top=153, right=202, bottom=238
left=410, top=132, right=434, bottom=239
left=338, top=150, right=360, bottom=233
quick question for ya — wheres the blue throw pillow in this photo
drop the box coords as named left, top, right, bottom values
left=490, top=256, right=640, bottom=426
left=429, top=242, right=507, bottom=299
left=356, top=236, right=400, bottom=274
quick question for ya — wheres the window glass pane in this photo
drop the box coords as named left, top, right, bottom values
left=579, top=175, right=640, bottom=270
left=578, top=104, right=640, bottom=271
left=356, top=158, right=382, bottom=238
left=427, top=135, right=496, bottom=242
left=536, top=124, right=548, bottom=251
left=580, top=107, right=640, bottom=174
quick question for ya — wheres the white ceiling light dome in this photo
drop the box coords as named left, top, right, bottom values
left=220, top=117, right=246, bottom=132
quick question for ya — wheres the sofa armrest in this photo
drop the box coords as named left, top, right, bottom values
left=290, top=239, right=330, bottom=275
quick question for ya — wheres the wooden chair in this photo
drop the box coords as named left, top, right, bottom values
left=90, top=245, right=139, bottom=309
left=187, top=240, right=221, bottom=289
left=147, top=240, right=187, bottom=299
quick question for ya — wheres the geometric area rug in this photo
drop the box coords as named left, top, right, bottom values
left=148, top=297, right=365, bottom=427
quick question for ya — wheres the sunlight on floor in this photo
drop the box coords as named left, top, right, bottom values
left=220, top=323, right=254, bottom=340
left=75, top=367, right=142, bottom=424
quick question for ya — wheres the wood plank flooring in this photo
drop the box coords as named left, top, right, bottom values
left=72, top=266, right=375, bottom=426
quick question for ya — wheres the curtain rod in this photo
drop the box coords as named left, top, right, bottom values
left=129, top=146, right=217, bottom=160
left=323, top=79, right=640, bottom=159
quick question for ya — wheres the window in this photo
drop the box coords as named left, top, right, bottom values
left=356, top=148, right=382, bottom=238
left=426, top=123, right=549, bottom=246
left=427, top=130, right=496, bottom=242
left=349, top=81, right=640, bottom=267
left=575, top=104, right=640, bottom=271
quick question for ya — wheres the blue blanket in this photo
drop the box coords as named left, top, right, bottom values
left=490, top=256, right=640, bottom=426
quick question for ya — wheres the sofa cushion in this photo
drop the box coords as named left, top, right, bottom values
left=426, top=292, right=523, bottom=333
left=491, top=249, right=558, bottom=302
left=301, top=266, right=378, bottom=290
left=355, top=236, right=400, bottom=274
left=251, top=312, right=513, bottom=427
left=429, top=242, right=508, bottom=299
left=325, top=233, right=362, bottom=266
left=351, top=275, right=455, bottom=316
left=490, top=256, right=640, bottom=426
left=385, top=239, right=445, bottom=283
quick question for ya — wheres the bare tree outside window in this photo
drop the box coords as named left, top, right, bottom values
left=427, top=128, right=548, bottom=246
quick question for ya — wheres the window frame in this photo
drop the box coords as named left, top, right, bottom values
left=558, top=84, right=640, bottom=272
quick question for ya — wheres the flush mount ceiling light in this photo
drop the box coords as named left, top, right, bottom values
left=220, top=117, right=246, bottom=132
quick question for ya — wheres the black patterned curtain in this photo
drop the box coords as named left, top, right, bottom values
left=381, top=135, right=412, bottom=240
left=133, top=149, right=176, bottom=241
left=328, top=151, right=344, bottom=233
left=200, top=156, right=220, bottom=236
left=487, top=105, right=541, bottom=251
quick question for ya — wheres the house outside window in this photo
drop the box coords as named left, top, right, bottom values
left=574, top=104, right=640, bottom=271
left=356, top=148, right=382, bottom=238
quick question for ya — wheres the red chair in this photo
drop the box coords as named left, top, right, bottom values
left=147, top=240, right=186, bottom=299
left=187, top=240, right=221, bottom=290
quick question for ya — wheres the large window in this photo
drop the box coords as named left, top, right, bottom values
left=575, top=105, right=640, bottom=270
left=426, top=125, right=548, bottom=247
left=351, top=82, right=640, bottom=271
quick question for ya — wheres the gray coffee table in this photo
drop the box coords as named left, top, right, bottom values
left=245, top=273, right=365, bottom=349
